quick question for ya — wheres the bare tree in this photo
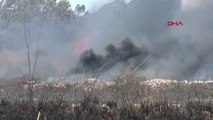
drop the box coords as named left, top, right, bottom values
left=24, top=19, right=40, bottom=101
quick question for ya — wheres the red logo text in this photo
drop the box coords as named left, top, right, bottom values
left=167, top=21, right=183, bottom=26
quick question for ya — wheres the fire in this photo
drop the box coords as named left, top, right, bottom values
left=72, top=31, right=93, bottom=55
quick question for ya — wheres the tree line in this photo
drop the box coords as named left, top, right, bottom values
left=0, top=0, right=86, bottom=28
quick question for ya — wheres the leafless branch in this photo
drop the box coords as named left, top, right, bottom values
left=32, top=33, right=40, bottom=80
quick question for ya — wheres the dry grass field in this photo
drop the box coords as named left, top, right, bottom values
left=1, top=74, right=213, bottom=120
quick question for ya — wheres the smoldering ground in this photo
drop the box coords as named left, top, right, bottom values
left=1, top=0, right=213, bottom=80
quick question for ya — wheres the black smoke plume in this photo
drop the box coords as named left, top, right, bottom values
left=70, top=38, right=148, bottom=74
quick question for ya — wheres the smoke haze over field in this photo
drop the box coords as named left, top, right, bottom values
left=1, top=0, right=213, bottom=80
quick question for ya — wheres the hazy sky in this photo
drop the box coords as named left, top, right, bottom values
left=69, top=0, right=113, bottom=12
left=68, top=0, right=201, bottom=12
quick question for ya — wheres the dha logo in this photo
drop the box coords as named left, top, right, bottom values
left=167, top=21, right=183, bottom=26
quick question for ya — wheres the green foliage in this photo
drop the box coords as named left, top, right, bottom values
left=51, top=0, right=73, bottom=22
left=0, top=0, right=85, bottom=27
left=75, top=4, right=85, bottom=15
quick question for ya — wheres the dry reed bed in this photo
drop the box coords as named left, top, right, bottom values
left=1, top=74, right=213, bottom=119
left=0, top=96, right=213, bottom=120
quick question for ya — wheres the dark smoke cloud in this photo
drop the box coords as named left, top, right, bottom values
left=70, top=38, right=148, bottom=75
left=74, top=49, right=104, bottom=73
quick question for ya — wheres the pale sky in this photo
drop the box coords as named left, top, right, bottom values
left=0, top=0, right=201, bottom=11
left=65, top=0, right=201, bottom=12
left=181, top=0, right=201, bottom=10
left=69, top=0, right=113, bottom=12
left=68, top=0, right=134, bottom=12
